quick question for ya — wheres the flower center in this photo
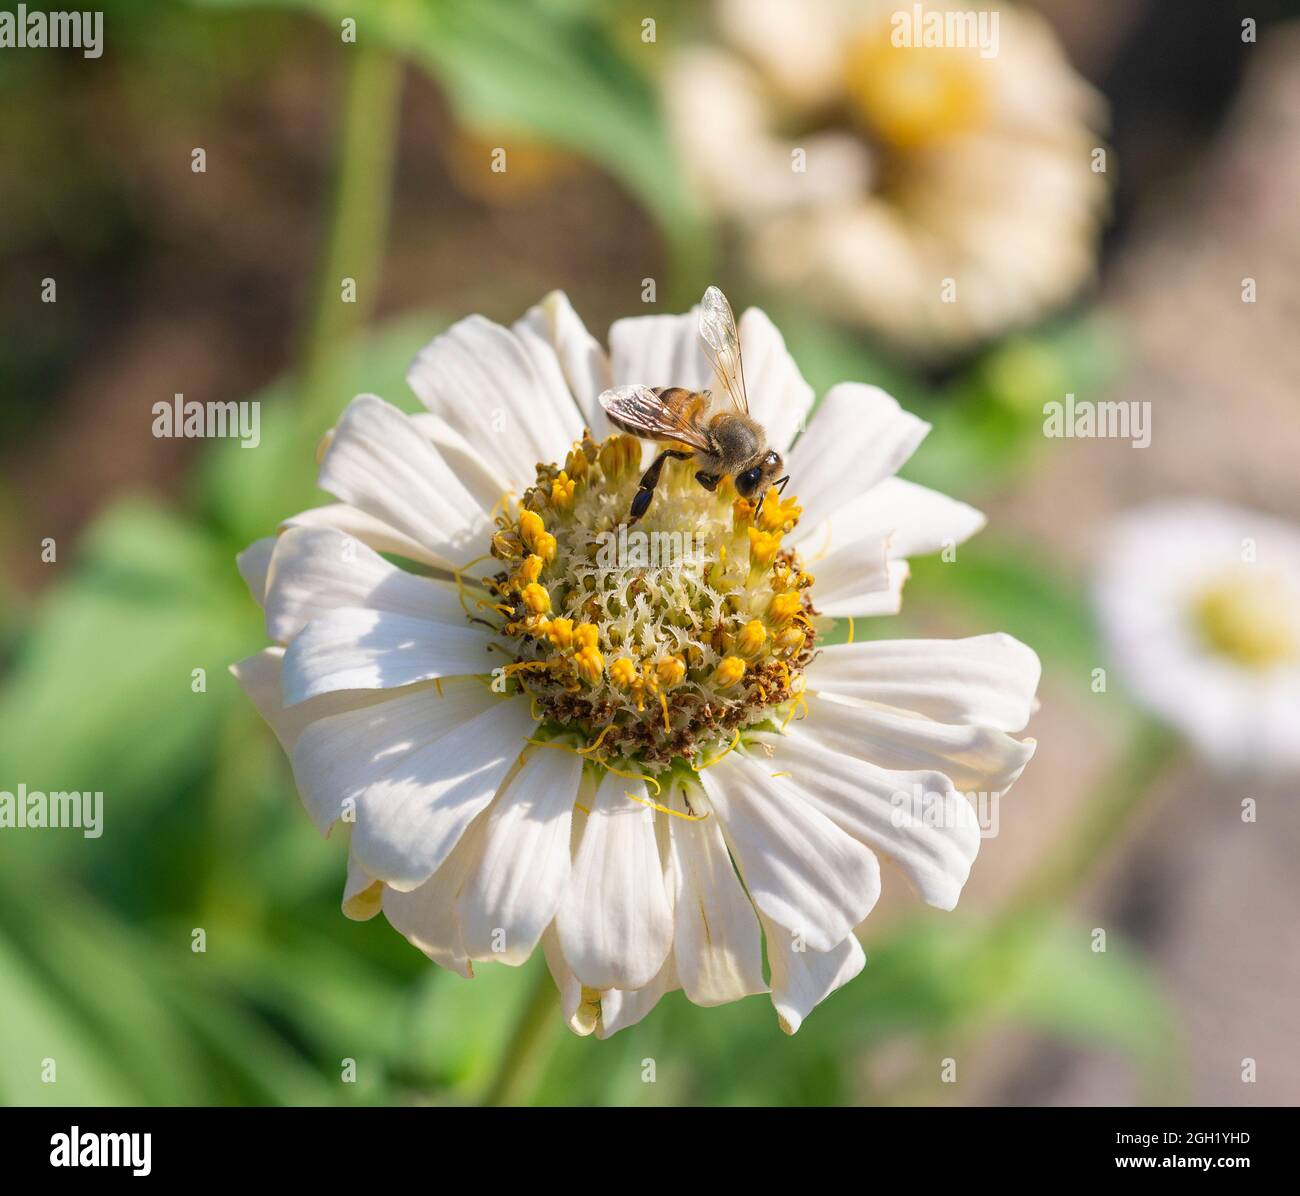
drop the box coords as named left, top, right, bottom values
left=1190, top=571, right=1300, bottom=671
left=842, top=29, right=988, bottom=150
left=482, top=432, right=815, bottom=771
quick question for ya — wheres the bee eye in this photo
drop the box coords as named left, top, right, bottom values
left=736, top=466, right=763, bottom=496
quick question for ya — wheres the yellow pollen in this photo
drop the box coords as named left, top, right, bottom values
left=712, top=655, right=746, bottom=688
left=609, top=658, right=638, bottom=689
left=565, top=446, right=589, bottom=480
left=575, top=645, right=604, bottom=683
left=521, top=582, right=551, bottom=615
left=769, top=591, right=802, bottom=623
left=518, top=508, right=546, bottom=551
left=574, top=623, right=600, bottom=652
left=774, top=625, right=805, bottom=655
left=545, top=617, right=575, bottom=650
left=534, top=531, right=557, bottom=564
left=758, top=493, right=802, bottom=533
left=655, top=656, right=686, bottom=688
left=515, top=554, right=544, bottom=585
left=748, top=526, right=782, bottom=569
left=737, top=619, right=767, bottom=656
left=551, top=471, right=576, bottom=511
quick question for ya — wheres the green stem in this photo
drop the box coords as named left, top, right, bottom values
left=298, top=41, right=404, bottom=425
left=480, top=963, right=561, bottom=1107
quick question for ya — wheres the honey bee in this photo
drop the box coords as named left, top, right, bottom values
left=599, top=285, right=789, bottom=523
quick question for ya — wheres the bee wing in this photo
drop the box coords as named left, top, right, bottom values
left=598, top=384, right=712, bottom=451
left=698, top=285, right=749, bottom=415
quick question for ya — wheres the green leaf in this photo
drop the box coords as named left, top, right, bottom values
left=0, top=499, right=256, bottom=822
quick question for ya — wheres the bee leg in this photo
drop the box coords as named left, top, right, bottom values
left=694, top=471, right=720, bottom=492
left=629, top=449, right=691, bottom=523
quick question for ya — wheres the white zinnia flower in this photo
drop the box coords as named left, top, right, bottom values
left=667, top=0, right=1108, bottom=356
left=231, top=290, right=1040, bottom=1037
left=1095, top=499, right=1300, bottom=778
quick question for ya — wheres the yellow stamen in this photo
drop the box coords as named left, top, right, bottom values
left=574, top=645, right=604, bottom=683
left=600, top=761, right=662, bottom=797
left=697, top=727, right=742, bottom=770
left=748, top=526, right=783, bottom=569
left=545, top=617, right=575, bottom=650
left=658, top=690, right=671, bottom=734
left=623, top=789, right=709, bottom=821
left=521, top=582, right=551, bottom=614
left=515, top=554, right=544, bottom=586
left=577, top=723, right=616, bottom=756
left=774, top=625, right=805, bottom=655
left=769, top=591, right=802, bottom=623
left=655, top=656, right=686, bottom=688
left=711, top=655, right=746, bottom=689
left=737, top=618, right=767, bottom=657
left=609, top=658, right=638, bottom=689
left=551, top=471, right=576, bottom=511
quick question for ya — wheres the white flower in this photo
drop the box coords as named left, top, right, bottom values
left=231, top=290, right=1040, bottom=1036
left=1094, top=499, right=1300, bottom=777
left=667, top=0, right=1108, bottom=355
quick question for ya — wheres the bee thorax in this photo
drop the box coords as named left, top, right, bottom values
left=709, top=414, right=764, bottom=469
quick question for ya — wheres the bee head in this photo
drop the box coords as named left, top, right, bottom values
left=735, top=450, right=784, bottom=499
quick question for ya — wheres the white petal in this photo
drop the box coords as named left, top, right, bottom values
left=342, top=851, right=383, bottom=921
left=668, top=791, right=767, bottom=1007
left=458, top=746, right=583, bottom=965
left=382, top=813, right=490, bottom=979
left=280, top=607, right=495, bottom=705
left=541, top=925, right=598, bottom=1036
left=596, top=956, right=679, bottom=1039
left=513, top=291, right=612, bottom=433
left=806, top=634, right=1041, bottom=732
left=287, top=678, right=501, bottom=835
left=350, top=697, right=535, bottom=890
left=263, top=525, right=464, bottom=645
left=699, top=752, right=881, bottom=953
left=281, top=503, right=442, bottom=568
left=822, top=477, right=987, bottom=561
left=735, top=307, right=814, bottom=453
left=609, top=310, right=712, bottom=391
left=763, top=917, right=866, bottom=1035
left=229, top=647, right=393, bottom=756
left=752, top=726, right=981, bottom=910
left=799, top=691, right=1036, bottom=796
left=408, top=411, right=511, bottom=514
left=798, top=529, right=898, bottom=617
left=556, top=772, right=674, bottom=991
left=236, top=537, right=276, bottom=606
left=318, top=394, right=489, bottom=571
left=786, top=385, right=929, bottom=534
left=406, top=314, right=583, bottom=486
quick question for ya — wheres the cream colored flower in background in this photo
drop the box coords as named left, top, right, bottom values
left=232, top=290, right=1040, bottom=1037
left=668, top=0, right=1109, bottom=356
left=1094, top=499, right=1300, bottom=777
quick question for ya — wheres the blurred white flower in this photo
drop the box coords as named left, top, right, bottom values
left=232, top=290, right=1039, bottom=1036
left=1095, top=499, right=1300, bottom=776
left=668, top=0, right=1108, bottom=356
